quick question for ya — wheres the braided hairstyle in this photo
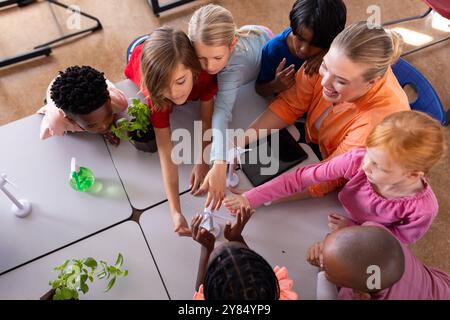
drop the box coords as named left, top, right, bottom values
left=50, top=66, right=110, bottom=115
left=203, top=245, right=280, bottom=300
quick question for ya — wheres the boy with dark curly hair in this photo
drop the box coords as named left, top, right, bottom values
left=37, top=65, right=128, bottom=145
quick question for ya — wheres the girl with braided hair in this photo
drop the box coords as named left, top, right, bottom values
left=191, top=207, right=298, bottom=300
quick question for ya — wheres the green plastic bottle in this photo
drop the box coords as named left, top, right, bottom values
left=69, top=157, right=95, bottom=192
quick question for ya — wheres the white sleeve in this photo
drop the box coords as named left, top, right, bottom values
left=316, top=271, right=338, bottom=300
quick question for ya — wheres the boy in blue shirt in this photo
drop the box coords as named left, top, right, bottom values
left=256, top=0, right=347, bottom=97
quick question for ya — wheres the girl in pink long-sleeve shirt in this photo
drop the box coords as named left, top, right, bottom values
left=224, top=111, right=445, bottom=244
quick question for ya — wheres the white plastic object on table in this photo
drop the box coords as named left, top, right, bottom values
left=226, top=145, right=252, bottom=188
left=200, top=208, right=221, bottom=238
left=0, top=173, right=32, bottom=218
left=70, top=157, right=79, bottom=178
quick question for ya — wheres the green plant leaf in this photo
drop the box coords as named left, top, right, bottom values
left=115, top=253, right=124, bottom=268
left=50, top=278, right=63, bottom=288
left=104, top=277, right=116, bottom=292
left=80, top=283, right=89, bottom=295
left=61, top=287, right=73, bottom=300
left=117, top=270, right=128, bottom=277
left=53, top=288, right=63, bottom=300
left=123, top=99, right=150, bottom=137
left=107, top=266, right=118, bottom=276
left=54, top=259, right=70, bottom=272
left=70, top=264, right=81, bottom=274
left=80, top=274, right=88, bottom=286
left=111, top=119, right=132, bottom=141
left=116, top=118, right=129, bottom=126
left=83, top=257, right=98, bottom=270
left=66, top=271, right=79, bottom=289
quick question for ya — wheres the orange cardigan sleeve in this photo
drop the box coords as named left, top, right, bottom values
left=308, top=115, right=372, bottom=197
left=268, top=66, right=320, bottom=125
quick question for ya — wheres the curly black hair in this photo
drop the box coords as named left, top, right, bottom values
left=203, top=245, right=280, bottom=300
left=50, top=65, right=110, bottom=115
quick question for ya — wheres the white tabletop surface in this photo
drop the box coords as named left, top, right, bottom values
left=140, top=144, right=345, bottom=299
left=112, top=79, right=299, bottom=210
left=0, top=115, right=130, bottom=274
left=0, top=221, right=168, bottom=299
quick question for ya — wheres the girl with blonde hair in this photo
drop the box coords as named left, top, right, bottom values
left=188, top=4, right=273, bottom=211
left=225, top=111, right=445, bottom=245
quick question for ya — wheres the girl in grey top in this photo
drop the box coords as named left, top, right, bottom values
left=189, top=4, right=272, bottom=211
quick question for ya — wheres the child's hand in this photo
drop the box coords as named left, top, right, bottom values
left=190, top=163, right=210, bottom=196
left=172, top=213, right=192, bottom=237
left=229, top=186, right=250, bottom=195
left=198, top=161, right=227, bottom=211
left=191, top=213, right=216, bottom=252
left=273, top=58, right=296, bottom=92
left=223, top=194, right=251, bottom=216
left=103, top=131, right=120, bottom=146
left=304, top=50, right=326, bottom=76
left=306, top=241, right=324, bottom=268
left=224, top=206, right=254, bottom=242
left=328, top=214, right=351, bottom=232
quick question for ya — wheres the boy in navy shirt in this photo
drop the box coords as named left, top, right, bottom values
left=256, top=0, right=347, bottom=97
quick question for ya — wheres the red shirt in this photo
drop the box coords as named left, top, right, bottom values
left=124, top=43, right=217, bottom=128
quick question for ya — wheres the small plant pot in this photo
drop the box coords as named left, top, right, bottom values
left=129, top=127, right=157, bottom=153
left=40, top=288, right=78, bottom=300
left=40, top=289, right=55, bottom=300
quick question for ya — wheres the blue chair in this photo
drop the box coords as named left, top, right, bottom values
left=392, top=58, right=448, bottom=125
left=126, top=34, right=150, bottom=64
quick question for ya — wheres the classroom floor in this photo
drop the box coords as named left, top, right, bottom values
left=1, top=0, right=449, bottom=273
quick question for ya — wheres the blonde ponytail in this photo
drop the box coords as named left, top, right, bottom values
left=332, top=21, right=404, bottom=81
left=386, top=29, right=403, bottom=65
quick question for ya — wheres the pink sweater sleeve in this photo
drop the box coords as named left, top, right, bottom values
left=244, top=148, right=365, bottom=208
left=389, top=193, right=438, bottom=244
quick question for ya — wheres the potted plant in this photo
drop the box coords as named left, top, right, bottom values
left=40, top=253, right=128, bottom=300
left=111, top=98, right=157, bottom=153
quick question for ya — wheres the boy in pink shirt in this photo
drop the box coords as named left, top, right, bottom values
left=307, top=222, right=450, bottom=300
left=224, top=111, right=445, bottom=244
left=37, top=66, right=128, bottom=144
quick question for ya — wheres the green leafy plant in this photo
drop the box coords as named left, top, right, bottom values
left=48, top=253, right=128, bottom=300
left=111, top=98, right=151, bottom=141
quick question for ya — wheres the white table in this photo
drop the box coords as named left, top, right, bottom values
left=112, top=80, right=299, bottom=210
left=140, top=144, right=345, bottom=299
left=0, top=115, right=130, bottom=274
left=0, top=222, right=168, bottom=299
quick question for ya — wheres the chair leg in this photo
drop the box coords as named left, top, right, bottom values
left=33, top=0, right=102, bottom=49
left=0, top=0, right=102, bottom=68
left=0, top=46, right=51, bottom=68
left=402, top=35, right=450, bottom=57
left=382, top=7, right=432, bottom=26
left=147, top=0, right=196, bottom=17
left=0, top=0, right=36, bottom=8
